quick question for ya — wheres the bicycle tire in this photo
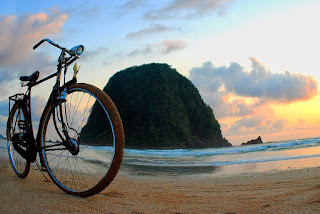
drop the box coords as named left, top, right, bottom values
left=7, top=103, right=31, bottom=178
left=38, top=83, right=124, bottom=197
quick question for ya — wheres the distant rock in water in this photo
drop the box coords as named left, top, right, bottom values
left=241, top=136, right=263, bottom=146
left=82, top=63, right=231, bottom=149
left=0, top=134, right=5, bottom=139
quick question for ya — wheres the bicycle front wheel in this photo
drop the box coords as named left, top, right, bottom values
left=39, top=83, right=124, bottom=197
left=7, top=103, right=31, bottom=178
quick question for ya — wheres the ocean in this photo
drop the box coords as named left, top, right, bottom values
left=1, top=137, right=320, bottom=178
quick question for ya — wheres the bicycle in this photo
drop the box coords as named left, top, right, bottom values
left=6, top=38, right=125, bottom=197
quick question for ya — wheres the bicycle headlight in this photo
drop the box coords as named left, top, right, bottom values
left=69, top=45, right=84, bottom=57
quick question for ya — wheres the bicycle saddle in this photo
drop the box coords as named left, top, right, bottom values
left=20, top=71, right=40, bottom=82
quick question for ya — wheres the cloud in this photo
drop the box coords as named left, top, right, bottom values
left=189, top=58, right=319, bottom=143
left=114, top=40, right=187, bottom=58
left=31, top=95, right=46, bottom=120
left=0, top=114, right=7, bottom=136
left=81, top=47, right=109, bottom=62
left=0, top=10, right=68, bottom=96
left=0, top=52, right=55, bottom=87
left=162, top=40, right=188, bottom=54
left=128, top=44, right=153, bottom=56
left=126, top=24, right=181, bottom=39
left=227, top=115, right=288, bottom=136
left=74, top=6, right=101, bottom=19
left=0, top=100, right=8, bottom=116
left=0, top=100, right=7, bottom=136
left=198, top=89, right=268, bottom=118
left=0, top=12, right=67, bottom=66
left=190, top=58, right=318, bottom=104
left=189, top=57, right=318, bottom=143
left=119, top=0, right=145, bottom=11
left=189, top=58, right=318, bottom=119
left=66, top=4, right=103, bottom=22
left=117, top=0, right=154, bottom=18
left=144, top=0, right=233, bottom=20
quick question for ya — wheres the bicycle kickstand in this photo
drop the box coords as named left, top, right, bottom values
left=34, top=160, right=50, bottom=182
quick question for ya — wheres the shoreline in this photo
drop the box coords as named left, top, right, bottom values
left=1, top=156, right=319, bottom=213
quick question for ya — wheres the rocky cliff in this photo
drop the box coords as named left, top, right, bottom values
left=241, top=136, right=263, bottom=146
left=82, top=63, right=231, bottom=149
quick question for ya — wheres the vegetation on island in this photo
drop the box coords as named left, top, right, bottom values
left=81, top=63, right=231, bottom=149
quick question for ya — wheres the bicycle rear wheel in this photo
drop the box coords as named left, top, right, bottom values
left=39, top=83, right=124, bottom=197
left=7, top=103, right=31, bottom=178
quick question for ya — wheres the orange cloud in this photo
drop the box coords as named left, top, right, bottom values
left=0, top=10, right=67, bottom=66
left=189, top=58, right=320, bottom=145
left=0, top=10, right=68, bottom=92
left=190, top=58, right=318, bottom=118
left=304, top=75, right=319, bottom=100
left=162, top=40, right=188, bottom=54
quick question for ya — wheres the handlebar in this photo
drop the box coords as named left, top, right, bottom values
left=33, top=38, right=84, bottom=57
left=33, top=38, right=67, bottom=51
left=32, top=38, right=85, bottom=85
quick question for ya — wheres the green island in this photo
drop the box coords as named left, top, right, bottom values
left=81, top=63, right=231, bottom=149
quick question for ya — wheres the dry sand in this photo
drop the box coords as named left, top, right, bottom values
left=0, top=156, right=319, bottom=213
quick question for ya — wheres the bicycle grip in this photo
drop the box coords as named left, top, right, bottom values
left=33, top=39, right=45, bottom=50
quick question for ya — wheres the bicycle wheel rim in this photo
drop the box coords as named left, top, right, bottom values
left=40, top=86, right=120, bottom=196
left=7, top=105, right=30, bottom=178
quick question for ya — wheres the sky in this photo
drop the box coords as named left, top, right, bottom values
left=1, top=0, right=320, bottom=145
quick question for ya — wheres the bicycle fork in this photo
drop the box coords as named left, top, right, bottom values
left=52, top=87, right=80, bottom=156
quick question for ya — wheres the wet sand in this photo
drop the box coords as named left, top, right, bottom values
left=0, top=156, right=319, bottom=213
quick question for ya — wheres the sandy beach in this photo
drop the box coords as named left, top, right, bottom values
left=0, top=156, right=319, bottom=214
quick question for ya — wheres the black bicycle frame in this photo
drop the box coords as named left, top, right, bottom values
left=9, top=37, right=84, bottom=163
left=16, top=49, right=78, bottom=160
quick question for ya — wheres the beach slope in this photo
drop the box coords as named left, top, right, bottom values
left=0, top=156, right=319, bottom=213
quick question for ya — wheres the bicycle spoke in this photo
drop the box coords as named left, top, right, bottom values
left=70, top=92, right=84, bottom=127
left=7, top=104, right=30, bottom=178
left=75, top=96, right=92, bottom=135
left=40, top=84, right=124, bottom=196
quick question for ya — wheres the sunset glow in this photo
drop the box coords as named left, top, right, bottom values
left=1, top=1, right=320, bottom=145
